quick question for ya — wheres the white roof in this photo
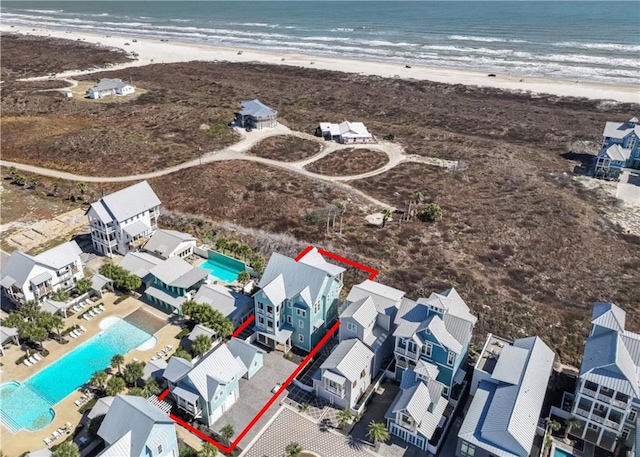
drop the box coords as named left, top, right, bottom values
left=120, top=251, right=162, bottom=279
left=602, top=119, right=640, bottom=139
left=149, top=256, right=208, bottom=288
left=345, top=280, right=405, bottom=316
left=186, top=345, right=246, bottom=401
left=319, top=121, right=372, bottom=138
left=88, top=396, right=115, bottom=420
left=41, top=299, right=72, bottom=314
left=340, top=296, right=378, bottom=328
left=320, top=338, right=374, bottom=383
left=298, top=247, right=345, bottom=276
left=144, top=229, right=196, bottom=259
left=90, top=78, right=131, bottom=93
left=88, top=181, right=160, bottom=224
left=193, top=283, right=252, bottom=318
left=598, top=144, right=632, bottom=162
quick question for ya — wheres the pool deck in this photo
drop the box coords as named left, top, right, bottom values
left=0, top=293, right=182, bottom=457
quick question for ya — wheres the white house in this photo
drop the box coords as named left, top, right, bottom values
left=143, top=229, right=196, bottom=260
left=87, top=181, right=161, bottom=257
left=0, top=241, right=84, bottom=304
left=316, top=121, right=375, bottom=144
left=88, top=78, right=135, bottom=99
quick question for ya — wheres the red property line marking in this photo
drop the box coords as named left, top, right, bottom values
left=297, top=244, right=378, bottom=280
left=232, top=314, right=255, bottom=338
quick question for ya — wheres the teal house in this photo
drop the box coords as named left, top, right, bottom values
left=595, top=117, right=640, bottom=179
left=393, top=288, right=477, bottom=400
left=145, top=256, right=209, bottom=315
left=253, top=248, right=345, bottom=353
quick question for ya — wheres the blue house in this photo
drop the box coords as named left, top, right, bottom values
left=595, top=117, right=640, bottom=179
left=167, top=345, right=247, bottom=426
left=253, top=248, right=345, bottom=353
left=97, top=395, right=178, bottom=457
left=228, top=337, right=265, bottom=380
left=393, top=288, right=477, bottom=400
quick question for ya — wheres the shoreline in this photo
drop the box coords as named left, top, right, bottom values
left=2, top=25, right=639, bottom=103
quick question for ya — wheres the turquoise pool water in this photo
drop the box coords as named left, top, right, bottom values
left=0, top=318, right=152, bottom=433
left=200, top=254, right=246, bottom=283
left=554, top=447, right=574, bottom=457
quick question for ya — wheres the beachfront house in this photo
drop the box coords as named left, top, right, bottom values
left=144, top=256, right=209, bottom=315
left=339, top=279, right=405, bottom=375
left=393, top=288, right=477, bottom=401
left=96, top=395, right=178, bottom=457
left=168, top=345, right=247, bottom=426
left=87, top=181, right=161, bottom=257
left=316, top=121, right=375, bottom=144
left=569, top=302, right=640, bottom=454
left=228, top=337, right=265, bottom=380
left=595, top=117, right=640, bottom=179
left=235, top=99, right=278, bottom=130
left=385, top=367, right=449, bottom=453
left=88, top=78, right=135, bottom=99
left=1, top=241, right=84, bottom=304
left=253, top=247, right=345, bottom=353
left=143, top=229, right=196, bottom=260
left=313, top=338, right=374, bottom=413
left=456, top=335, right=555, bottom=457
left=193, top=283, right=253, bottom=328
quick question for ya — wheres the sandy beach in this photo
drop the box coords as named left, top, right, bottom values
left=2, top=24, right=638, bottom=104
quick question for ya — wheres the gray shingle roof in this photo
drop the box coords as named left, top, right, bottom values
left=320, top=338, right=373, bottom=383
left=144, top=229, right=195, bottom=259
left=186, top=345, right=246, bottom=401
left=340, top=296, right=377, bottom=327
left=89, top=181, right=160, bottom=224
left=163, top=357, right=193, bottom=383
left=237, top=99, right=277, bottom=118
left=120, top=252, right=162, bottom=279
left=345, top=280, right=405, bottom=316
left=90, top=78, right=130, bottom=92
left=458, top=336, right=555, bottom=457
left=97, top=395, right=173, bottom=457
left=149, top=256, right=208, bottom=288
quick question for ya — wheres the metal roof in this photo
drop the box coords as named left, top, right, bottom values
left=322, top=370, right=347, bottom=385
left=123, top=220, right=151, bottom=238
left=26, top=450, right=52, bottom=457
left=193, top=283, right=252, bottom=318
left=41, top=299, right=72, bottom=314
left=172, top=385, right=199, bottom=403
left=143, top=359, right=168, bottom=381
left=598, top=144, right=632, bottom=162
left=602, top=119, right=640, bottom=139
left=320, top=338, right=373, bottom=383
left=458, top=336, right=555, bottom=457
left=298, top=248, right=346, bottom=276
left=120, top=251, right=162, bottom=279
left=144, top=229, right=196, bottom=259
left=30, top=271, right=53, bottom=285
left=340, top=296, right=378, bottom=328
left=90, top=78, right=130, bottom=92
left=414, top=359, right=440, bottom=381
left=91, top=273, right=113, bottom=291
left=88, top=396, right=115, bottom=420
left=187, top=324, right=217, bottom=341
left=0, top=326, right=18, bottom=345
left=228, top=338, right=265, bottom=371
left=237, top=99, right=277, bottom=119
left=345, top=280, right=405, bottom=316
left=149, top=256, right=208, bottom=288
left=97, top=395, right=173, bottom=457
left=186, top=345, right=246, bottom=401
left=145, top=286, right=187, bottom=309
left=163, top=357, right=193, bottom=383
left=491, top=345, right=528, bottom=385
left=89, top=181, right=161, bottom=224
left=591, top=302, right=626, bottom=332
left=33, top=241, right=83, bottom=270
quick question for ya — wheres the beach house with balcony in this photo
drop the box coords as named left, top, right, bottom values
left=88, top=78, right=135, bottom=99
left=87, top=181, right=161, bottom=257
left=595, top=117, right=640, bottom=179
left=96, top=395, right=178, bottom=457
left=143, top=229, right=196, bottom=260
left=339, top=280, right=405, bottom=375
left=144, top=256, right=209, bottom=315
left=313, top=338, right=374, bottom=413
left=570, top=302, right=640, bottom=455
left=167, top=345, right=247, bottom=426
left=393, top=288, right=477, bottom=400
left=1, top=241, right=84, bottom=304
left=252, top=248, right=344, bottom=353
left=456, top=335, right=555, bottom=457
left=235, top=99, right=278, bottom=130
left=316, top=121, right=375, bottom=144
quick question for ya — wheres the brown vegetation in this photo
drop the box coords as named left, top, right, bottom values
left=247, top=135, right=321, bottom=162
left=305, top=148, right=389, bottom=176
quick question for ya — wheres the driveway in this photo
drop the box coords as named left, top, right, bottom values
left=210, top=347, right=298, bottom=449
left=617, top=170, right=640, bottom=205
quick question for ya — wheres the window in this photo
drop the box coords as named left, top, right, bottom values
left=460, top=441, right=475, bottom=457
left=401, top=414, right=413, bottom=426
left=422, top=343, right=432, bottom=357
left=314, top=301, right=321, bottom=314
left=258, top=302, right=264, bottom=310
left=287, top=316, right=292, bottom=324
left=267, top=319, right=273, bottom=329
left=157, top=445, right=163, bottom=454
left=622, top=428, right=631, bottom=441
left=443, top=386, right=449, bottom=397
left=298, top=334, right=304, bottom=342
left=299, top=320, right=304, bottom=328
left=258, top=316, right=264, bottom=325
left=447, top=351, right=455, bottom=366
left=629, top=408, right=637, bottom=422
left=296, top=309, right=306, bottom=317
left=347, top=322, right=357, bottom=333
left=628, top=136, right=637, bottom=150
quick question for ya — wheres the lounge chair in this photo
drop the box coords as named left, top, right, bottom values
left=98, top=305, right=106, bottom=311
left=69, top=330, right=78, bottom=338
left=156, top=351, right=164, bottom=357
left=82, top=314, right=91, bottom=320
left=79, top=325, right=87, bottom=333
left=166, top=345, right=173, bottom=350
left=52, top=430, right=61, bottom=439
left=33, top=353, right=42, bottom=361
left=72, top=305, right=81, bottom=313
left=150, top=356, right=157, bottom=361
left=23, top=359, right=32, bottom=367
left=74, top=399, right=82, bottom=407
left=43, top=437, right=52, bottom=446
left=95, top=307, right=103, bottom=314
left=28, top=356, right=38, bottom=364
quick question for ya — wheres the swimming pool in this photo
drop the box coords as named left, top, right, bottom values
left=553, top=445, right=575, bottom=457
left=199, top=252, right=247, bottom=283
left=0, top=318, right=153, bottom=433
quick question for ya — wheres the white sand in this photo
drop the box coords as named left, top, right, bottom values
left=3, top=25, right=639, bottom=103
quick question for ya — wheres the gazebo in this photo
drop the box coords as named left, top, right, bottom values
left=90, top=274, right=114, bottom=298
left=0, top=326, right=19, bottom=356
left=41, top=299, right=73, bottom=318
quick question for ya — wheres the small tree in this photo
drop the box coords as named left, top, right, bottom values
left=52, top=441, right=80, bottom=457
left=546, top=418, right=561, bottom=435
left=48, top=314, right=64, bottom=336
left=237, top=271, right=251, bottom=286
left=106, top=376, right=126, bottom=396
left=111, top=354, right=125, bottom=375
left=144, top=377, right=161, bottom=396
left=77, top=181, right=87, bottom=199
left=75, top=277, right=92, bottom=295
left=564, top=418, right=582, bottom=440
left=123, top=361, right=145, bottom=386
left=52, top=183, right=59, bottom=197
left=128, top=387, right=146, bottom=397
left=284, top=442, right=302, bottom=457
left=249, top=254, right=265, bottom=274
left=192, top=334, right=213, bottom=357
left=367, top=421, right=390, bottom=447
left=227, top=241, right=240, bottom=258
left=381, top=208, right=392, bottom=228
left=219, top=424, right=235, bottom=445
left=197, top=443, right=218, bottom=457
left=51, top=289, right=70, bottom=302
left=237, top=244, right=252, bottom=261
left=214, top=237, right=228, bottom=254
left=337, top=410, right=353, bottom=429
left=29, top=178, right=38, bottom=190
left=174, top=348, right=193, bottom=361
left=90, top=371, right=108, bottom=392
left=418, top=203, right=443, bottom=222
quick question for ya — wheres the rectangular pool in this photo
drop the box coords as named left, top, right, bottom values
left=199, top=252, right=247, bottom=283
left=0, top=318, right=153, bottom=432
left=553, top=446, right=575, bottom=457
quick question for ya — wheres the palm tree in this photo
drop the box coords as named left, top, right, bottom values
left=214, top=237, right=228, bottom=254
left=237, top=271, right=251, bottom=286
left=367, top=421, right=389, bottom=447
left=48, top=314, right=64, bottom=336
left=284, top=442, right=302, bottom=457
left=219, top=424, right=235, bottom=445
left=123, top=361, right=145, bottom=386
left=21, top=300, right=41, bottom=322
left=546, top=418, right=561, bottom=436
left=334, top=199, right=347, bottom=233
left=77, top=181, right=87, bottom=199
left=106, top=376, right=126, bottom=396
left=192, top=334, right=212, bottom=357
left=198, top=443, right=218, bottom=457
left=128, top=387, right=146, bottom=397
left=52, top=441, right=80, bottom=457
left=227, top=241, right=240, bottom=258
left=90, top=371, right=108, bottom=392
left=75, top=277, right=92, bottom=295
left=337, top=410, right=353, bottom=429
left=237, top=244, right=252, bottom=261
left=563, top=418, right=582, bottom=440
left=381, top=209, right=392, bottom=228
left=144, top=377, right=161, bottom=396
left=111, top=354, right=125, bottom=375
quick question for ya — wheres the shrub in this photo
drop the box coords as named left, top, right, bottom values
left=417, top=203, right=443, bottom=222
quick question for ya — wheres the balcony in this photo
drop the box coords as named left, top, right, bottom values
left=395, top=346, right=420, bottom=361
left=576, top=408, right=590, bottom=419
left=35, top=285, right=53, bottom=296
left=612, top=398, right=628, bottom=409
left=582, top=387, right=598, bottom=399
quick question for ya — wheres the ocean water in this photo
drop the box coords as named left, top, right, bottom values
left=2, top=1, right=639, bottom=85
